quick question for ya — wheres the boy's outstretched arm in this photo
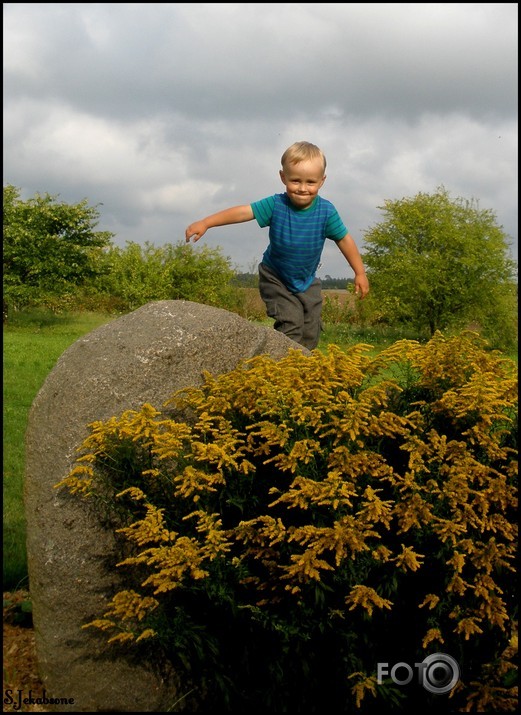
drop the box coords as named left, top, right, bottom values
left=185, top=205, right=254, bottom=242
left=335, top=234, right=370, bottom=298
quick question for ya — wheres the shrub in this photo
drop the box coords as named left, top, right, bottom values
left=57, top=332, right=518, bottom=713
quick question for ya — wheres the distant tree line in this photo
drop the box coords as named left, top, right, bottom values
left=232, top=273, right=354, bottom=290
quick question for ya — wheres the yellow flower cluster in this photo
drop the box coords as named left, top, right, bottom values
left=57, top=333, right=517, bottom=711
left=82, top=589, right=159, bottom=644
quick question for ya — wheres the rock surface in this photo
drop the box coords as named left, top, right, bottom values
left=24, top=300, right=308, bottom=712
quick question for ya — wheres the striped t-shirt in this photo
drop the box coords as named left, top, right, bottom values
left=251, top=193, right=347, bottom=293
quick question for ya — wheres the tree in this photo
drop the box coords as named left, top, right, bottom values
left=3, top=184, right=114, bottom=310
left=362, top=187, right=517, bottom=341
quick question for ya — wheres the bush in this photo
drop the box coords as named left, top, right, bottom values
left=91, top=240, right=242, bottom=313
left=57, top=332, right=518, bottom=713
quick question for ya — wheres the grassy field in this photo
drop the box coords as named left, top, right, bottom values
left=3, top=310, right=116, bottom=588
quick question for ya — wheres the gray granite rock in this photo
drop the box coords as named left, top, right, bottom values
left=24, top=300, right=308, bottom=712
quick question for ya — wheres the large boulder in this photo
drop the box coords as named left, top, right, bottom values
left=24, top=300, right=309, bottom=712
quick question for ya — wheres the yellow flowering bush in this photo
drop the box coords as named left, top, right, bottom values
left=57, top=332, right=517, bottom=712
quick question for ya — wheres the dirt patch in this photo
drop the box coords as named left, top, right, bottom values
left=3, top=591, right=48, bottom=712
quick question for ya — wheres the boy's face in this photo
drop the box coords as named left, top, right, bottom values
left=279, top=158, right=326, bottom=209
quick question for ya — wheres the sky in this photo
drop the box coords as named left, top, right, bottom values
left=3, top=3, right=518, bottom=279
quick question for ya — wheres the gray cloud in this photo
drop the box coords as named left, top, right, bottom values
left=3, top=2, right=518, bottom=278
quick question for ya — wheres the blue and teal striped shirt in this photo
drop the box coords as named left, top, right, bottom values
left=251, top=193, right=347, bottom=293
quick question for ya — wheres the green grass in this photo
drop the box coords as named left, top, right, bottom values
left=3, top=309, right=116, bottom=589
left=319, top=322, right=427, bottom=355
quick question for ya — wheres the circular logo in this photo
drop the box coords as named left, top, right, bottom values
left=421, top=653, right=460, bottom=694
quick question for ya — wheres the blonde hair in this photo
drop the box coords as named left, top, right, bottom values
left=281, top=141, right=327, bottom=173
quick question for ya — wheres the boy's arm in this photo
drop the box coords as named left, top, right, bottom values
left=335, top=234, right=370, bottom=298
left=185, top=205, right=254, bottom=242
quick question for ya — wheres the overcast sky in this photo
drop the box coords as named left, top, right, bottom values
left=3, top=3, right=518, bottom=279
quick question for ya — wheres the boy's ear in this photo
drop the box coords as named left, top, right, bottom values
left=279, top=169, right=286, bottom=185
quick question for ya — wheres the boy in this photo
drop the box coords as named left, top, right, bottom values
left=185, top=141, right=369, bottom=350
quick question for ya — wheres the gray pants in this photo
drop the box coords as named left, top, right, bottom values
left=258, top=263, right=322, bottom=350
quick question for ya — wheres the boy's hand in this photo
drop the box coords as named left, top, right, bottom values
left=185, top=221, right=206, bottom=242
left=354, top=273, right=370, bottom=299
